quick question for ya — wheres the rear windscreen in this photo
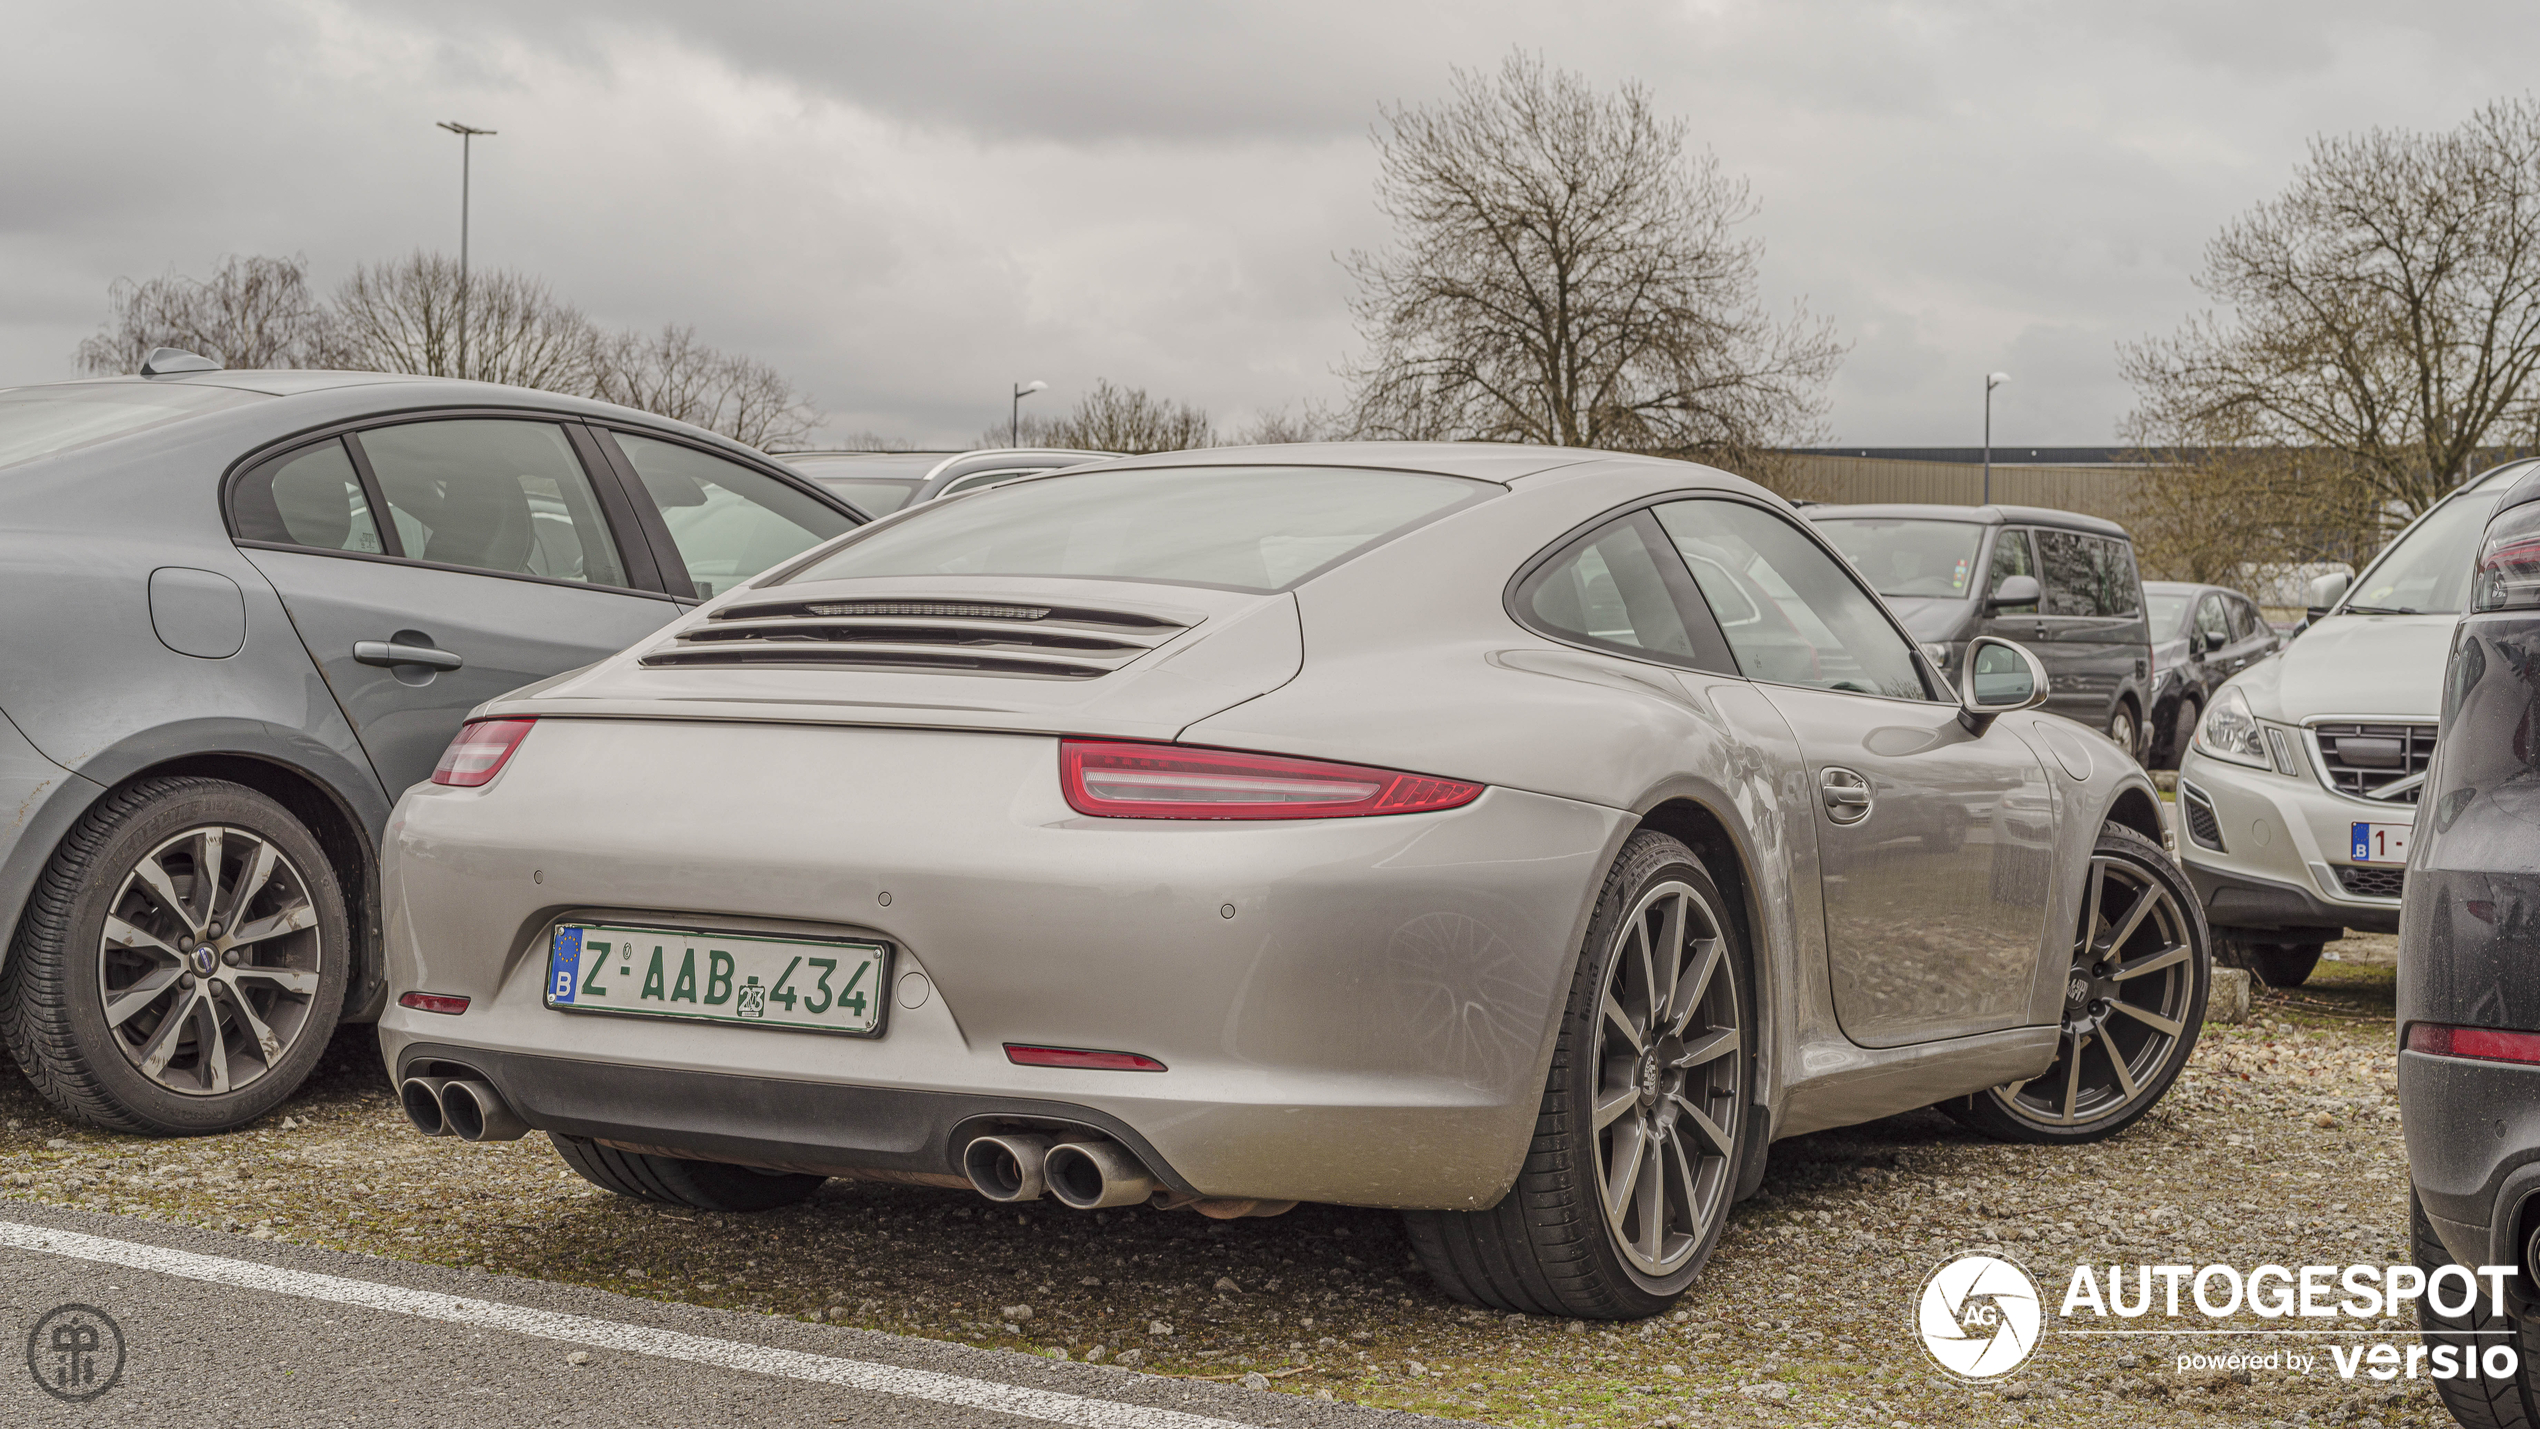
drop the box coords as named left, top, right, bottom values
left=0, top=383, right=267, bottom=469
left=783, top=465, right=1491, bottom=594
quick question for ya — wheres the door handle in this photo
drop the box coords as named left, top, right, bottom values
left=353, top=640, right=463, bottom=671
left=1819, top=767, right=1873, bottom=824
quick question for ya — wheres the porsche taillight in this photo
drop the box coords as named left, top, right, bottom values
left=430, top=718, right=536, bottom=787
left=1057, top=740, right=1483, bottom=820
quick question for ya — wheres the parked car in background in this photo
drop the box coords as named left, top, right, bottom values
left=2177, top=457, right=2540, bottom=989
left=782, top=448, right=1117, bottom=516
left=0, top=351, right=862, bottom=1136
left=1808, top=504, right=2156, bottom=757
left=2141, top=581, right=2282, bottom=770
left=2399, top=459, right=2540, bottom=1429
left=384, top=443, right=2203, bottom=1321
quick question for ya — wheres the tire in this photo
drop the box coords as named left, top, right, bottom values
left=2246, top=941, right=2323, bottom=989
left=550, top=1133, right=826, bottom=1211
left=2413, top=1186, right=2540, bottom=1428
left=2107, top=703, right=2141, bottom=762
left=1404, top=831, right=1753, bottom=1320
left=2156, top=699, right=2198, bottom=772
left=1947, top=822, right=2208, bottom=1144
left=0, top=777, right=349, bottom=1135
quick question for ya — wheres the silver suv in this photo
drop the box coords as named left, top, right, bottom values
left=2177, top=458, right=2539, bottom=987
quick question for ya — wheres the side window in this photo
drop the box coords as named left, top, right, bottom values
left=2228, top=596, right=2263, bottom=641
left=2195, top=594, right=2231, bottom=647
left=2034, top=529, right=2100, bottom=616
left=1654, top=500, right=1932, bottom=701
left=613, top=433, right=854, bottom=599
left=1515, top=516, right=1703, bottom=664
left=230, top=439, right=386, bottom=554
left=1986, top=528, right=2038, bottom=613
left=2097, top=539, right=2143, bottom=616
left=355, top=420, right=628, bottom=587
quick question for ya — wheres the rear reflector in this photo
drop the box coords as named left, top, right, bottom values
left=2408, top=1022, right=2540, bottom=1065
left=1058, top=740, right=1483, bottom=820
left=430, top=718, right=535, bottom=787
left=1004, top=1043, right=1167, bottom=1072
left=398, top=992, right=471, bottom=1016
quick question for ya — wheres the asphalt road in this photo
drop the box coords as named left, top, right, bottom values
left=0, top=1202, right=1456, bottom=1429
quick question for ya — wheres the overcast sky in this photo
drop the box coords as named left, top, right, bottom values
left=4, top=1, right=2533, bottom=448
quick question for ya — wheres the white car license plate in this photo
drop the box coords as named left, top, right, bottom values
left=545, top=923, right=889, bottom=1037
left=2350, top=823, right=2411, bottom=864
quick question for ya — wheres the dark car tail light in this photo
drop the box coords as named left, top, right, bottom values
left=430, top=718, right=536, bottom=787
left=2408, top=1022, right=2540, bottom=1065
left=1004, top=1043, right=1167, bottom=1072
left=2474, top=503, right=2540, bottom=612
left=1057, top=740, right=1483, bottom=820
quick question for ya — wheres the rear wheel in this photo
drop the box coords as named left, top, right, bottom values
left=2413, top=1187, right=2540, bottom=1427
left=0, top=777, right=347, bottom=1134
left=549, top=1133, right=826, bottom=1211
left=1948, top=823, right=2207, bottom=1144
left=2107, top=702, right=2141, bottom=762
left=2157, top=699, right=2199, bottom=771
left=1405, top=831, right=1751, bottom=1319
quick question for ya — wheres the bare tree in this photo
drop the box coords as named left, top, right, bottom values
left=328, top=253, right=603, bottom=392
left=2123, top=96, right=2540, bottom=529
left=1227, top=403, right=1337, bottom=446
left=1341, top=52, right=1842, bottom=471
left=2120, top=422, right=2384, bottom=585
left=75, top=254, right=333, bottom=373
left=591, top=325, right=817, bottom=451
left=978, top=380, right=1214, bottom=453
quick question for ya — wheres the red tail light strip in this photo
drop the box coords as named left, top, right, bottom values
left=431, top=718, right=536, bottom=787
left=398, top=992, right=471, bottom=1016
left=1058, top=740, right=1483, bottom=820
left=1004, top=1044, right=1167, bottom=1072
left=2408, top=1022, right=2540, bottom=1065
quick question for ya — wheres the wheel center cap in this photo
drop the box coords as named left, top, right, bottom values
left=2066, top=972, right=2091, bottom=1006
left=189, top=944, right=218, bottom=977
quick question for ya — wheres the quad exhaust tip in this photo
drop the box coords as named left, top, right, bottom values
left=398, top=1075, right=529, bottom=1142
left=963, top=1133, right=1054, bottom=1202
left=1044, top=1139, right=1157, bottom=1210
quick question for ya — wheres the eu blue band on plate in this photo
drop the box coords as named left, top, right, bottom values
left=2351, top=824, right=2370, bottom=861
left=550, top=926, right=582, bottom=1003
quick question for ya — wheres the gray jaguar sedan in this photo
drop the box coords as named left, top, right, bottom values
left=382, top=443, right=2207, bottom=1318
left=0, top=353, right=859, bottom=1135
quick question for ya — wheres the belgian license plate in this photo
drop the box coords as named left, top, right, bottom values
left=2351, top=823, right=2411, bottom=864
left=545, top=923, right=889, bottom=1036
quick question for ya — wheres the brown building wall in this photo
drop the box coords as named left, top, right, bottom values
left=1771, top=455, right=2145, bottom=526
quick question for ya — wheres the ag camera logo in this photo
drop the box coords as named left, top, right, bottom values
left=1918, top=1253, right=2043, bottom=1380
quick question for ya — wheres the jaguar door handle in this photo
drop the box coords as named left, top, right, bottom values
left=1820, top=767, right=1873, bottom=824
left=353, top=639, right=463, bottom=671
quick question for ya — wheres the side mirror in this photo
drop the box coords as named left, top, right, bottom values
left=1959, top=636, right=2050, bottom=734
left=1986, top=574, right=2041, bottom=610
left=2302, top=570, right=2351, bottom=621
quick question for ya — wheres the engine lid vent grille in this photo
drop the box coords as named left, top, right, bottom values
left=641, top=597, right=1194, bottom=679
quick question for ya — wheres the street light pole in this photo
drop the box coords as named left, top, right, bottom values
left=1983, top=372, right=2010, bottom=506
left=436, top=122, right=497, bottom=379
left=1011, top=379, right=1047, bottom=446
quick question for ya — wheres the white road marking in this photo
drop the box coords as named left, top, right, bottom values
left=0, top=1220, right=1259, bottom=1429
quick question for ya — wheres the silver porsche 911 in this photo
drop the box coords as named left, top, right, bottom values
left=381, top=443, right=2208, bottom=1318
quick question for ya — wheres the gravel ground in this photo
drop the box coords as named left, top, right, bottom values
left=0, top=934, right=2461, bottom=1428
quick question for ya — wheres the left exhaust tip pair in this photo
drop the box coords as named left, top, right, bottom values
left=400, top=1075, right=527, bottom=1141
left=963, top=1132, right=1156, bottom=1209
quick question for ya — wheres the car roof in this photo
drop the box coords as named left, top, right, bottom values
left=2142, top=581, right=2231, bottom=596
left=1086, top=441, right=1626, bottom=485
left=1802, top=502, right=2131, bottom=537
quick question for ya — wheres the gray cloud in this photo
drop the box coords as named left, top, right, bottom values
left=4, top=0, right=2536, bottom=447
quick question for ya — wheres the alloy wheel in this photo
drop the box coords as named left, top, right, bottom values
left=1993, top=853, right=2193, bottom=1126
left=95, top=824, right=325, bottom=1097
left=1591, top=880, right=1742, bottom=1279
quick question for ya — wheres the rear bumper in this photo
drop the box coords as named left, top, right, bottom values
left=379, top=718, right=1627, bottom=1210
left=2402, top=1049, right=2540, bottom=1270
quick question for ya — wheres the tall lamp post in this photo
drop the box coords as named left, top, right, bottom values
left=1010, top=379, right=1047, bottom=446
left=436, top=121, right=497, bottom=379
left=1983, top=371, right=2010, bottom=506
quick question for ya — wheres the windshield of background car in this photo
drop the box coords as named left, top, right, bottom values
left=1812, top=517, right=1986, bottom=599
left=0, top=383, right=268, bottom=469
left=784, top=466, right=1491, bottom=594
left=2146, top=592, right=2193, bottom=637
left=2348, top=492, right=2504, bottom=615
left=812, top=477, right=920, bottom=514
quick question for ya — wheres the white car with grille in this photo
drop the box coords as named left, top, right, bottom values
left=2177, top=459, right=2538, bottom=988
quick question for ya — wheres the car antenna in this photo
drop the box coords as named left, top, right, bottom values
left=138, top=347, right=222, bottom=377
